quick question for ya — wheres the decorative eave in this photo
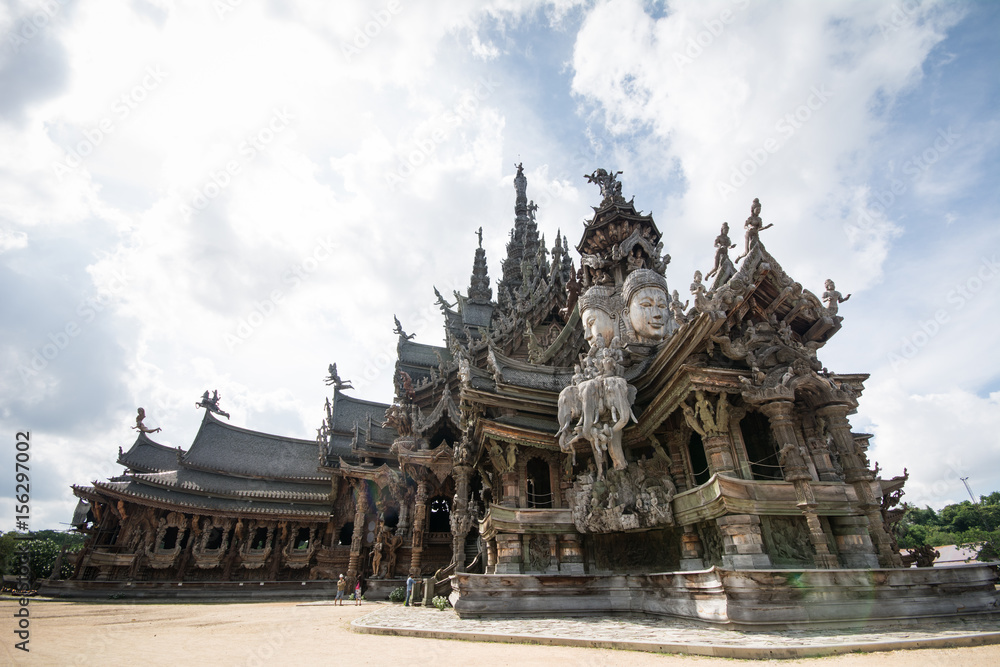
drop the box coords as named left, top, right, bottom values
left=576, top=200, right=660, bottom=256
left=477, top=418, right=559, bottom=451
left=127, top=471, right=332, bottom=503
left=626, top=365, right=748, bottom=446
left=336, top=457, right=403, bottom=490
left=88, top=481, right=331, bottom=520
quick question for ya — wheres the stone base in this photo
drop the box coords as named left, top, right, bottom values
left=450, top=564, right=1000, bottom=630
left=722, top=554, right=771, bottom=569
left=679, top=558, right=705, bottom=571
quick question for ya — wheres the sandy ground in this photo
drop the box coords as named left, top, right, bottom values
left=2, top=599, right=1000, bottom=667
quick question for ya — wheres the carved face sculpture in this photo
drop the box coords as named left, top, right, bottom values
left=582, top=307, right=615, bottom=348
left=628, top=286, right=669, bottom=341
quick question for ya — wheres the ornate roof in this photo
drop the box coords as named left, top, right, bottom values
left=180, top=411, right=327, bottom=482
left=118, top=432, right=183, bottom=473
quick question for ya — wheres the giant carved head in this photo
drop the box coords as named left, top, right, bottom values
left=578, top=285, right=619, bottom=349
left=622, top=269, right=670, bottom=343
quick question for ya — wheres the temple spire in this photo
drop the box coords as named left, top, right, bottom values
left=499, top=163, right=531, bottom=308
left=468, top=226, right=492, bottom=304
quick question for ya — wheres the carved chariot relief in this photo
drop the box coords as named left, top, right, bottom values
left=571, top=458, right=676, bottom=533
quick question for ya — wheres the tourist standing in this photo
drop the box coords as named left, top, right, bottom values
left=336, top=573, right=346, bottom=605
left=405, top=574, right=414, bottom=606
left=355, top=577, right=362, bottom=605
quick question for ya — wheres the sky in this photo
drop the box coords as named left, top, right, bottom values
left=1, top=0, right=998, bottom=532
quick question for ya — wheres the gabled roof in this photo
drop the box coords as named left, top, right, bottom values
left=118, top=432, right=182, bottom=473
left=487, top=349, right=574, bottom=392
left=180, top=411, right=327, bottom=481
left=128, top=468, right=330, bottom=502
left=327, top=392, right=392, bottom=435
left=86, top=480, right=330, bottom=518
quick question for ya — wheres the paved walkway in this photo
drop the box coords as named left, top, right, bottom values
left=351, top=604, right=1000, bottom=659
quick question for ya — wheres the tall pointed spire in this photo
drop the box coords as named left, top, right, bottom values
left=468, top=227, right=492, bottom=304
left=499, top=163, right=531, bottom=308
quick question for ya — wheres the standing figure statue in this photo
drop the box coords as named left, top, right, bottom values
left=822, top=279, right=851, bottom=317
left=735, top=198, right=773, bottom=264
left=705, top=221, right=736, bottom=281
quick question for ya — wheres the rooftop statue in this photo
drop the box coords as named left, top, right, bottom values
left=735, top=198, right=773, bottom=264
left=705, top=221, right=737, bottom=283
left=622, top=268, right=670, bottom=343
left=822, top=279, right=851, bottom=317
left=584, top=168, right=624, bottom=205
left=195, top=390, right=230, bottom=419
left=669, top=289, right=689, bottom=325
left=131, top=407, right=161, bottom=434
left=393, top=315, right=416, bottom=340
left=325, top=363, right=354, bottom=391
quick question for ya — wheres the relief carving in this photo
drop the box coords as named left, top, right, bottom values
left=572, top=458, right=675, bottom=533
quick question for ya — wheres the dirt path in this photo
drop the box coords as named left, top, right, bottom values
left=3, top=600, right=1000, bottom=667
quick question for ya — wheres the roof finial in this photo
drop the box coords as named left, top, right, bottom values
left=476, top=226, right=483, bottom=248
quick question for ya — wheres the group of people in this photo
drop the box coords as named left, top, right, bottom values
left=334, top=573, right=364, bottom=606
left=334, top=573, right=419, bottom=606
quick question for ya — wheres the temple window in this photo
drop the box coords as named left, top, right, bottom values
left=428, top=496, right=451, bottom=532
left=688, top=433, right=710, bottom=486
left=250, top=527, right=268, bottom=549
left=338, top=522, right=354, bottom=545
left=161, top=527, right=178, bottom=550
left=526, top=458, right=553, bottom=508
left=206, top=527, right=224, bottom=550
left=294, top=527, right=310, bottom=549
left=740, top=412, right=783, bottom=480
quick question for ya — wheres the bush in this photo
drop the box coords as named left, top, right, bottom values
left=389, top=586, right=406, bottom=603
left=432, top=595, right=450, bottom=611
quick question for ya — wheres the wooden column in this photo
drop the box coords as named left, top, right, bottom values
left=451, top=465, right=472, bottom=573
left=760, top=400, right=838, bottom=568
left=817, top=404, right=901, bottom=567
left=408, top=479, right=428, bottom=577
left=347, top=482, right=369, bottom=585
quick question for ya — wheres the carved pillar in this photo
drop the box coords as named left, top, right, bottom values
left=760, top=401, right=838, bottom=568
left=702, top=433, right=738, bottom=477
left=494, top=533, right=522, bottom=574
left=716, top=514, right=771, bottom=568
left=693, top=392, right=737, bottom=477
left=679, top=525, right=705, bottom=570
left=816, top=404, right=901, bottom=567
left=451, top=465, right=472, bottom=573
left=501, top=445, right=519, bottom=507
left=557, top=533, right=584, bottom=574
left=486, top=538, right=498, bottom=574
left=829, top=516, right=879, bottom=568
left=665, top=431, right=690, bottom=493
left=408, top=479, right=428, bottom=577
left=347, top=482, right=369, bottom=584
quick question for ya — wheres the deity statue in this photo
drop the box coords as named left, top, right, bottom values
left=735, top=198, right=773, bottom=264
left=392, top=315, right=416, bottom=340
left=622, top=268, right=670, bottom=343
left=325, top=363, right=354, bottom=391
left=822, top=279, right=851, bottom=316
left=584, top=168, right=624, bottom=204
left=578, top=285, right=620, bottom=350
left=132, top=407, right=161, bottom=434
left=196, top=390, right=230, bottom=419
left=705, top=221, right=736, bottom=281
left=669, top=289, right=689, bottom=324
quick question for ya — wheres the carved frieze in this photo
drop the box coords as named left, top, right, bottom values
left=571, top=458, right=675, bottom=533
